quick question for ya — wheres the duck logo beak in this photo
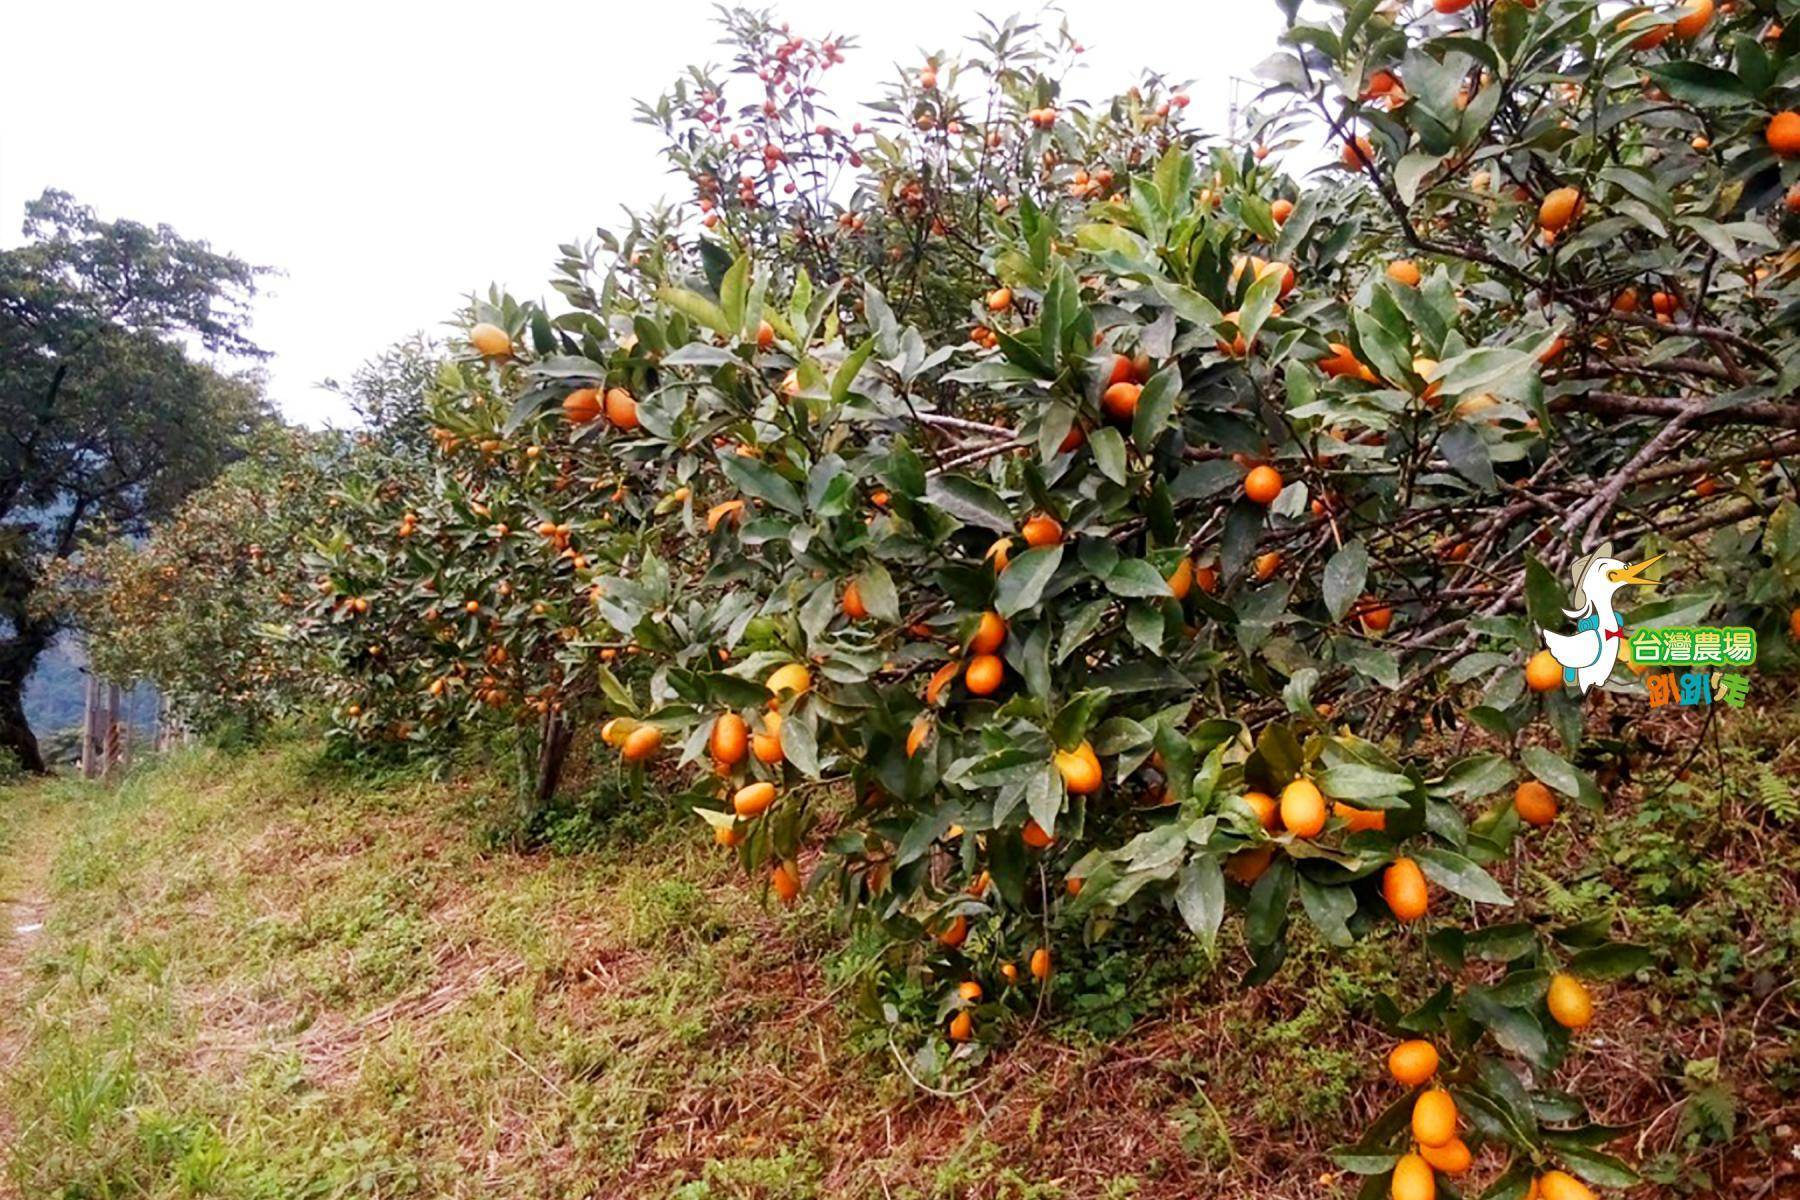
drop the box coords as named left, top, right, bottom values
left=1607, top=554, right=1664, bottom=587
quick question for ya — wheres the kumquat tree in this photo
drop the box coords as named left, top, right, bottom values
left=43, top=2, right=1800, bottom=1197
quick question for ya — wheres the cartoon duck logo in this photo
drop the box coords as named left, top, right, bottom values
left=1539, top=543, right=1663, bottom=694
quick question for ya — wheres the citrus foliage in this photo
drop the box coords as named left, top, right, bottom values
left=56, top=3, right=1800, bottom=1195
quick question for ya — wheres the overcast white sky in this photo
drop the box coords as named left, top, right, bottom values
left=3, top=1, right=1286, bottom=428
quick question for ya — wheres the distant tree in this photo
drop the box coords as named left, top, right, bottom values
left=0, top=189, right=270, bottom=772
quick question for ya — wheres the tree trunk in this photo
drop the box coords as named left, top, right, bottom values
left=522, top=708, right=573, bottom=828
left=105, top=683, right=123, bottom=777
left=0, top=619, right=50, bottom=775
left=81, top=674, right=102, bottom=779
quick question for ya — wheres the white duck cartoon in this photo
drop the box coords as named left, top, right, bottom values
left=1540, top=543, right=1663, bottom=693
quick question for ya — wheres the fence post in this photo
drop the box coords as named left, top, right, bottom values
left=105, top=683, right=124, bottom=777
left=81, top=674, right=101, bottom=779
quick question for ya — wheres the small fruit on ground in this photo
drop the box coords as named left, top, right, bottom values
left=1514, top=780, right=1559, bottom=826
left=1383, top=857, right=1430, bottom=921
left=1547, top=972, right=1594, bottom=1028
left=1411, top=1086, right=1458, bottom=1148
left=1279, top=777, right=1327, bottom=836
left=1388, top=1039, right=1439, bottom=1086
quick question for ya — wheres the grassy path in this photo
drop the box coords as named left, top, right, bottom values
left=0, top=780, right=71, bottom=1200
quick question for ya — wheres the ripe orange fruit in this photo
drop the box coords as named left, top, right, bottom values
left=906, top=716, right=933, bottom=758
left=948, top=1010, right=974, bottom=1042
left=1434, top=0, right=1474, bottom=11
left=1021, top=513, right=1064, bottom=547
left=1386, top=259, right=1422, bottom=287
left=1766, top=111, right=1800, bottom=156
left=711, top=712, right=749, bottom=765
left=986, top=287, right=1013, bottom=312
left=469, top=322, right=511, bottom=356
left=1547, top=972, right=1594, bottom=1029
left=562, top=387, right=601, bottom=423
left=1244, top=464, right=1284, bottom=505
left=1270, top=197, right=1294, bottom=224
left=1054, top=740, right=1103, bottom=794
left=1612, top=286, right=1640, bottom=313
left=925, top=660, right=962, bottom=706
left=842, top=579, right=868, bottom=620
left=1030, top=947, right=1051, bottom=982
left=1242, top=790, right=1279, bottom=831
left=1526, top=647, right=1569, bottom=694
left=1627, top=11, right=1674, bottom=48
left=733, top=781, right=777, bottom=817
left=1358, top=597, right=1394, bottom=634
left=958, top=980, right=983, bottom=1002
left=965, top=653, right=1004, bottom=695
left=1525, top=649, right=1563, bottom=692
left=1383, top=857, right=1430, bottom=921
left=714, top=824, right=742, bottom=848
left=1000, top=961, right=1020, bottom=984
left=1194, top=564, right=1219, bottom=594
left=1319, top=342, right=1375, bottom=381
left=1420, top=1137, right=1472, bottom=1176
left=1391, top=1152, right=1437, bottom=1200
left=1105, top=354, right=1135, bottom=386
left=1412, top=1087, right=1458, bottom=1148
left=1537, top=1170, right=1596, bottom=1200
left=1166, top=557, right=1195, bottom=601
left=985, top=536, right=1013, bottom=573
left=600, top=716, right=638, bottom=747
left=1102, top=380, right=1142, bottom=421
left=938, top=913, right=968, bottom=947
left=1279, top=778, right=1327, bottom=837
left=1652, top=290, right=1679, bottom=316
left=604, top=387, right=639, bottom=429
left=1789, top=608, right=1800, bottom=639
left=767, top=662, right=812, bottom=700
left=756, top=319, right=775, bottom=349
left=1340, top=135, right=1374, bottom=170
left=1388, top=1039, right=1439, bottom=1086
left=771, top=861, right=801, bottom=904
left=1334, top=802, right=1387, bottom=832
left=1253, top=551, right=1283, bottom=581
left=753, top=711, right=785, bottom=763
left=707, top=499, right=746, bottom=531
left=1225, top=845, right=1275, bottom=885
left=1514, top=780, right=1558, bottom=826
left=1538, top=187, right=1583, bottom=231
left=1022, top=818, right=1055, bottom=848
left=969, top=611, right=1007, bottom=654
left=621, top=724, right=664, bottom=762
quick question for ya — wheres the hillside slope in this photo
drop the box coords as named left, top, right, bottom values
left=1, top=731, right=1793, bottom=1198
